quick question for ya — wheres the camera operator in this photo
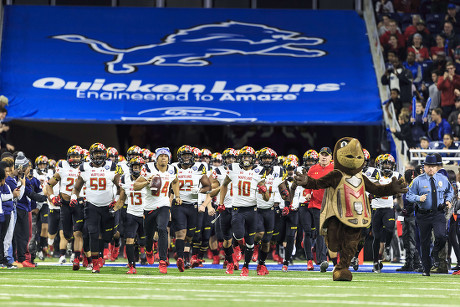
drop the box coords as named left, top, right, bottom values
left=382, top=57, right=414, bottom=108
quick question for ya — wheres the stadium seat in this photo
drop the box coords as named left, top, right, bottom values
left=13, top=0, right=49, bottom=4
left=425, top=13, right=445, bottom=24
left=426, top=22, right=441, bottom=35
left=118, top=0, right=155, bottom=7
left=213, top=0, right=251, bottom=8
left=429, top=141, right=442, bottom=148
left=165, top=0, right=202, bottom=7
left=54, top=0, right=112, bottom=5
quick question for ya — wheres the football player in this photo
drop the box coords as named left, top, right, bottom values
left=32, top=155, right=51, bottom=261
left=115, top=156, right=146, bottom=274
left=133, top=147, right=180, bottom=274
left=171, top=145, right=211, bottom=271
left=219, top=146, right=271, bottom=276
left=71, top=143, right=120, bottom=273
left=209, top=148, right=238, bottom=273
left=292, top=149, right=318, bottom=271
left=278, top=158, right=300, bottom=272
left=365, top=154, right=402, bottom=273
left=254, top=147, right=289, bottom=275
left=46, top=146, right=85, bottom=270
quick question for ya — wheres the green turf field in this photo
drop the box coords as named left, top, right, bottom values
left=0, top=265, right=459, bottom=307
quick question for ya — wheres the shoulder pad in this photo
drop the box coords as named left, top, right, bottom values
left=120, top=175, right=126, bottom=185
left=110, top=161, right=117, bottom=172
left=58, top=160, right=64, bottom=168
left=228, top=164, right=234, bottom=171
left=79, top=163, right=85, bottom=172
left=144, top=164, right=151, bottom=173
left=215, top=167, right=222, bottom=175
left=172, top=165, right=178, bottom=174
left=198, top=163, right=207, bottom=175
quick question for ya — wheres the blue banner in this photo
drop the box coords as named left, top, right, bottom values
left=1, top=6, right=381, bottom=125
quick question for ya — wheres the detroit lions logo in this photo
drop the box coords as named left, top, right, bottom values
left=52, top=21, right=326, bottom=74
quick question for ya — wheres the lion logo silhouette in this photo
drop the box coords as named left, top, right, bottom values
left=52, top=20, right=326, bottom=74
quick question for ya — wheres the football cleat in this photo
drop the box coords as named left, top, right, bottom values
left=176, top=258, right=185, bottom=272
left=72, top=258, right=80, bottom=271
left=307, top=260, right=314, bottom=271
left=282, top=265, right=288, bottom=272
left=272, top=250, right=280, bottom=263
left=37, top=251, right=44, bottom=261
left=240, top=266, right=249, bottom=276
left=92, top=262, right=100, bottom=273
left=261, top=265, right=269, bottom=275
left=159, top=260, right=167, bottom=274
left=351, top=256, right=359, bottom=271
left=184, top=261, right=191, bottom=270
left=21, top=261, right=36, bottom=268
left=103, top=248, right=110, bottom=260
left=82, top=256, right=88, bottom=268
left=99, top=257, right=105, bottom=268
left=190, top=255, right=201, bottom=268
left=86, top=263, right=93, bottom=271
left=252, top=246, right=259, bottom=262
left=146, top=251, right=155, bottom=265
left=110, top=247, right=120, bottom=261
left=225, top=262, right=234, bottom=274
left=234, top=246, right=243, bottom=262
left=58, top=255, right=66, bottom=265
left=373, top=261, right=381, bottom=273
left=127, top=264, right=137, bottom=274
left=212, top=255, right=220, bottom=265
left=257, top=264, right=269, bottom=276
left=452, top=270, right=460, bottom=275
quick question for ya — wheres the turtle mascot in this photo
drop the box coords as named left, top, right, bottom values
left=294, top=137, right=407, bottom=281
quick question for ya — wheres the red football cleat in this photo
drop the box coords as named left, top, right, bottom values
left=282, top=265, right=288, bottom=272
left=176, top=257, right=185, bottom=272
left=453, top=270, right=460, bottom=275
left=234, top=246, right=243, bottom=262
left=92, top=261, right=100, bottom=273
left=72, top=258, right=80, bottom=271
left=110, top=247, right=120, bottom=261
left=103, top=247, right=110, bottom=260
left=226, top=262, right=234, bottom=274
left=240, top=266, right=249, bottom=276
left=262, top=265, right=269, bottom=275
left=21, top=261, right=36, bottom=268
left=191, top=255, right=202, bottom=268
left=207, top=249, right=213, bottom=260
left=159, top=260, right=167, bottom=274
left=82, top=256, right=88, bottom=268
left=272, top=250, right=280, bottom=263
left=98, top=257, right=105, bottom=268
left=307, top=260, right=314, bottom=271
left=127, top=264, right=137, bottom=274
left=252, top=245, right=259, bottom=262
left=212, top=255, right=220, bottom=265
left=256, top=264, right=264, bottom=275
left=146, top=251, right=155, bottom=265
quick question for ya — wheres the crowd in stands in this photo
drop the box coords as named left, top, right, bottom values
left=378, top=1, right=460, bottom=163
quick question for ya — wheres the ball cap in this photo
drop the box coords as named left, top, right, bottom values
left=319, top=147, right=332, bottom=156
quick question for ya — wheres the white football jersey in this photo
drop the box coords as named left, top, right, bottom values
left=117, top=161, right=130, bottom=175
left=141, top=163, right=178, bottom=210
left=212, top=165, right=233, bottom=208
left=33, top=169, right=56, bottom=209
left=294, top=166, right=310, bottom=205
left=120, top=174, right=145, bottom=217
left=172, top=162, right=207, bottom=204
left=198, top=162, right=212, bottom=204
left=226, top=163, right=264, bottom=208
left=364, top=167, right=402, bottom=209
left=256, top=166, right=285, bottom=209
left=56, top=160, right=80, bottom=197
left=78, top=161, right=117, bottom=207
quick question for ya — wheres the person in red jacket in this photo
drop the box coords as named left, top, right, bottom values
left=437, top=61, right=460, bottom=117
left=303, top=147, right=334, bottom=272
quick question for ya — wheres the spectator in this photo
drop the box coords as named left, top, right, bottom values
left=393, top=0, right=419, bottom=13
left=378, top=15, right=401, bottom=36
left=428, top=107, right=453, bottom=141
left=391, top=112, right=419, bottom=148
left=0, top=96, right=8, bottom=108
left=428, top=70, right=442, bottom=113
left=380, top=19, right=407, bottom=49
left=404, top=14, right=422, bottom=40
left=431, top=35, right=451, bottom=59
left=384, top=88, right=403, bottom=119
left=404, top=51, right=423, bottom=87
left=410, top=100, right=429, bottom=142
left=418, top=136, right=432, bottom=157
left=376, top=0, right=395, bottom=14
left=440, top=21, right=460, bottom=54
left=384, top=34, right=407, bottom=60
left=445, top=3, right=460, bottom=34
left=448, top=98, right=460, bottom=125
left=0, top=107, right=13, bottom=152
left=382, top=56, right=414, bottom=106
left=437, top=61, right=460, bottom=116
left=407, top=33, right=430, bottom=62
left=439, top=133, right=458, bottom=164
left=452, top=112, right=460, bottom=140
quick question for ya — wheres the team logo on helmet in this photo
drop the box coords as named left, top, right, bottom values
left=177, top=145, right=195, bottom=167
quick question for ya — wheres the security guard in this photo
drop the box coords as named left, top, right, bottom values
left=406, top=154, right=454, bottom=276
